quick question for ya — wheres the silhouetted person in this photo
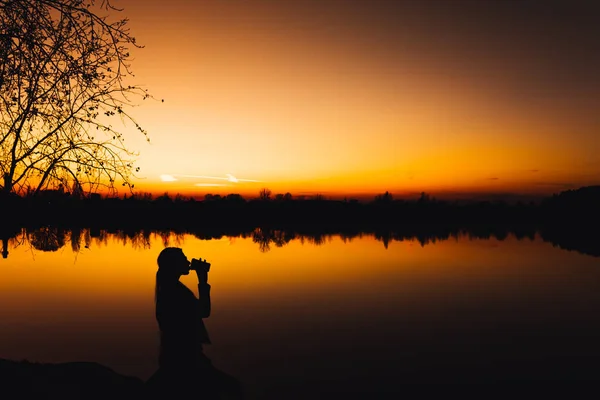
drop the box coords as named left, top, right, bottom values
left=146, top=247, right=242, bottom=399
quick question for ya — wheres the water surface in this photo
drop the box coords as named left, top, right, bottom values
left=1, top=230, right=599, bottom=396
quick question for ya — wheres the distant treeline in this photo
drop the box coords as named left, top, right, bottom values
left=1, top=186, right=599, bottom=229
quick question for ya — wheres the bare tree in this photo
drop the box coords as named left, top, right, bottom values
left=258, top=187, right=271, bottom=201
left=0, top=0, right=154, bottom=196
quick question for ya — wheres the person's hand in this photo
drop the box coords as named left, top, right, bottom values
left=191, top=258, right=210, bottom=284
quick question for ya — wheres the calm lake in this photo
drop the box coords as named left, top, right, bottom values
left=1, top=229, right=599, bottom=396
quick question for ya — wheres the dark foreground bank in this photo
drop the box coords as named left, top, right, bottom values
left=0, top=358, right=143, bottom=399
left=2, top=357, right=599, bottom=399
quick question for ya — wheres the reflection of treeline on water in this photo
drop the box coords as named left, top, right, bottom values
left=0, top=186, right=598, bottom=257
left=0, top=223, right=598, bottom=258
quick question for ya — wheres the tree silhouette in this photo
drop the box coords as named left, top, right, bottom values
left=259, top=188, right=271, bottom=201
left=225, top=193, right=245, bottom=204
left=418, top=192, right=431, bottom=204
left=0, top=0, right=154, bottom=196
left=374, top=191, right=393, bottom=203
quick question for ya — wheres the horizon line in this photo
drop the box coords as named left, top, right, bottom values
left=10, top=185, right=597, bottom=203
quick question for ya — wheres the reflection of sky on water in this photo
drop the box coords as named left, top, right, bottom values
left=1, top=233, right=599, bottom=395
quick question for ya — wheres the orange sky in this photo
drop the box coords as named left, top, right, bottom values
left=106, top=0, right=599, bottom=200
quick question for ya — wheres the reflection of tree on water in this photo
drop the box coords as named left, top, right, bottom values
left=298, top=231, right=328, bottom=246
left=0, top=224, right=598, bottom=258
left=70, top=228, right=82, bottom=252
left=252, top=228, right=295, bottom=253
left=28, top=227, right=67, bottom=252
left=157, top=230, right=184, bottom=248
left=1, top=228, right=25, bottom=259
left=69, top=228, right=94, bottom=252
left=2, top=237, right=8, bottom=259
left=113, top=229, right=154, bottom=249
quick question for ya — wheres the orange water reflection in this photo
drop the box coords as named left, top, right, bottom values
left=1, top=232, right=599, bottom=392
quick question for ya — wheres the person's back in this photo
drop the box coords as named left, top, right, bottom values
left=156, top=278, right=211, bottom=371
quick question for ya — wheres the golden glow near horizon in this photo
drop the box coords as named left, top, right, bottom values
left=105, top=0, right=600, bottom=199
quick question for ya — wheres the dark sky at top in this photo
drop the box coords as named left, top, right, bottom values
left=268, top=0, right=600, bottom=96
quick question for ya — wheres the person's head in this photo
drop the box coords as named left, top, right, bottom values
left=157, top=247, right=191, bottom=277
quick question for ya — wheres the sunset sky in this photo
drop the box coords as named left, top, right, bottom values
left=112, top=0, right=599, bottom=200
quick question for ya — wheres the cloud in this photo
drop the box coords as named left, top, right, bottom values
left=487, top=177, right=500, bottom=181
left=160, top=174, right=178, bottom=182
left=161, top=173, right=261, bottom=183
left=530, top=169, right=540, bottom=173
left=226, top=173, right=260, bottom=183
left=194, top=183, right=230, bottom=187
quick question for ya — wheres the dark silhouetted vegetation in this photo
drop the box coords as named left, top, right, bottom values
left=1, top=186, right=599, bottom=257
left=0, top=0, right=155, bottom=197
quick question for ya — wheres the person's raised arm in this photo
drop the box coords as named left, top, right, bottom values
left=191, top=258, right=211, bottom=318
